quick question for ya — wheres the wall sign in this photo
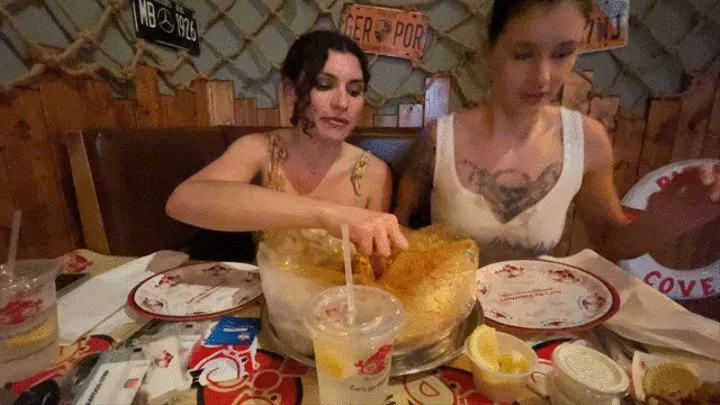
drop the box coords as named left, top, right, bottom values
left=132, top=0, right=200, bottom=56
left=581, top=0, right=629, bottom=53
left=341, top=4, right=429, bottom=63
left=618, top=159, right=720, bottom=300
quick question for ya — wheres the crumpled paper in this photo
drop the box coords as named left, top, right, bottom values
left=540, top=249, right=720, bottom=361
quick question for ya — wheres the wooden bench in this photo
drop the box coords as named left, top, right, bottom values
left=64, top=126, right=419, bottom=260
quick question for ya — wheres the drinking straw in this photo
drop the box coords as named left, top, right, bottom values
left=341, top=224, right=356, bottom=325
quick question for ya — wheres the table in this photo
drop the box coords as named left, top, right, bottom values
left=3, top=249, right=718, bottom=405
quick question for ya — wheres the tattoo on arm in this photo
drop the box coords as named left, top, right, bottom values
left=461, top=160, right=562, bottom=223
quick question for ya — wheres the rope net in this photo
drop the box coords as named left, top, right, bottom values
left=0, top=0, right=493, bottom=110
left=1, top=0, right=718, bottom=112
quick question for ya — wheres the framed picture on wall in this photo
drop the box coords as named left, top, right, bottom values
left=581, top=0, right=629, bottom=53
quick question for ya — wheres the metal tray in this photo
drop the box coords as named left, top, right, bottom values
left=264, top=300, right=484, bottom=376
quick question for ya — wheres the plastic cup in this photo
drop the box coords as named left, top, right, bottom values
left=303, top=285, right=404, bottom=405
left=0, top=259, right=61, bottom=385
left=465, top=331, right=538, bottom=404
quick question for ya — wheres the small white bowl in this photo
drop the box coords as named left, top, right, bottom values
left=550, top=344, right=629, bottom=404
left=465, top=331, right=539, bottom=404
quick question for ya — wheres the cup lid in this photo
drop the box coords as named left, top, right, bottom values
left=303, top=285, right=404, bottom=341
left=552, top=344, right=629, bottom=395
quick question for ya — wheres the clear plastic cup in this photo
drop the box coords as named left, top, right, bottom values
left=0, top=259, right=61, bottom=385
left=303, top=285, right=404, bottom=405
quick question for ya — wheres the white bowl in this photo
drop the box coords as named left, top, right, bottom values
left=465, top=331, right=539, bottom=404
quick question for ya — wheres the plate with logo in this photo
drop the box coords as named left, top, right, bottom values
left=477, top=259, right=620, bottom=333
left=128, top=262, right=262, bottom=321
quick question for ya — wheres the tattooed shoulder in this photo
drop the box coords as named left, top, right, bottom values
left=460, top=160, right=563, bottom=223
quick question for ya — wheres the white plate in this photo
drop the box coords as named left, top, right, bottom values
left=477, top=259, right=620, bottom=333
left=128, top=262, right=262, bottom=320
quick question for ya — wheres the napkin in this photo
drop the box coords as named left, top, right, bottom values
left=57, top=253, right=156, bottom=345
left=540, top=250, right=720, bottom=361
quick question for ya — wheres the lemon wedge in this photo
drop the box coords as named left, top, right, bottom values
left=314, top=344, right=352, bottom=380
left=468, top=325, right=500, bottom=372
left=498, top=350, right=530, bottom=374
left=642, top=362, right=701, bottom=398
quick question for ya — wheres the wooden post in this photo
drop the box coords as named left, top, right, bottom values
left=175, top=89, right=197, bottom=127
left=359, top=105, right=375, bottom=127
left=39, top=72, right=86, bottom=250
left=424, top=76, right=450, bottom=126
left=207, top=81, right=236, bottom=125
left=134, top=65, right=163, bottom=128
left=589, top=96, right=620, bottom=132
left=277, top=82, right=293, bottom=127
left=193, top=79, right=211, bottom=127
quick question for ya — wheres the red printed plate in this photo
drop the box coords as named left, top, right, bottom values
left=128, top=262, right=262, bottom=321
left=477, top=259, right=620, bottom=334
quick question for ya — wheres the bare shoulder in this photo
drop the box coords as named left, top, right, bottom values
left=345, top=143, right=390, bottom=177
left=580, top=114, right=613, bottom=173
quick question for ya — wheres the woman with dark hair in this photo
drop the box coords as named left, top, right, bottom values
left=167, top=30, right=408, bottom=258
left=394, top=0, right=719, bottom=265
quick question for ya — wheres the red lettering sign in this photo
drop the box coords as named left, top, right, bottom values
left=701, top=278, right=716, bottom=297
left=658, top=277, right=674, bottom=294
left=341, top=4, right=429, bottom=63
left=644, top=271, right=662, bottom=286
left=678, top=279, right=697, bottom=298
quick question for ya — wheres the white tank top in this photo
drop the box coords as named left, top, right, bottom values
left=430, top=108, right=585, bottom=265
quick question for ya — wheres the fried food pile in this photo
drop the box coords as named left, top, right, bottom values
left=260, top=225, right=480, bottom=350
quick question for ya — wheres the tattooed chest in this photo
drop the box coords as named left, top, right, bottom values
left=456, top=159, right=563, bottom=223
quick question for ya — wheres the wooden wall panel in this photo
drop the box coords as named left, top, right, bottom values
left=671, top=69, right=719, bottom=161
left=702, top=85, right=720, bottom=159
left=113, top=99, right=138, bottom=129
left=0, top=90, right=73, bottom=258
left=638, top=99, right=683, bottom=178
left=234, top=99, right=258, bottom=126
left=562, top=71, right=593, bottom=114
left=175, top=89, right=198, bottom=127
left=78, top=79, right=117, bottom=128
left=613, top=113, right=647, bottom=197
left=256, top=108, right=280, bottom=127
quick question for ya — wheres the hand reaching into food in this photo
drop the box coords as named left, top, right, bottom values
left=320, top=205, right=409, bottom=257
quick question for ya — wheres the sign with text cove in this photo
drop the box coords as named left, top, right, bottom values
left=132, top=0, right=200, bottom=56
left=341, top=4, right=429, bottom=63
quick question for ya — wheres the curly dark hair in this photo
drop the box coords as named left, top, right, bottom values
left=488, top=0, right=592, bottom=44
left=281, top=30, right=370, bottom=134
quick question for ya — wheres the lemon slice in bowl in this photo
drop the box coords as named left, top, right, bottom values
left=642, top=362, right=701, bottom=398
left=467, top=325, right=500, bottom=372
left=498, top=350, right=530, bottom=374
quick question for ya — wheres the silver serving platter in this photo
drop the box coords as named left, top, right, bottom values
left=264, top=300, right=484, bottom=376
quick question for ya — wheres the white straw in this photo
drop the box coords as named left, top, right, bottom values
left=6, top=210, right=21, bottom=278
left=341, top=224, right=356, bottom=325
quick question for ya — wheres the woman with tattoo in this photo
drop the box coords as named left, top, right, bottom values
left=394, top=0, right=720, bottom=264
left=166, top=30, right=408, bottom=258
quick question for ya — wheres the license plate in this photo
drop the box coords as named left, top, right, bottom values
left=132, top=0, right=200, bottom=56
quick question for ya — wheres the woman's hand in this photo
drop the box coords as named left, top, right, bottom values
left=644, top=165, right=720, bottom=239
left=320, top=205, right=409, bottom=257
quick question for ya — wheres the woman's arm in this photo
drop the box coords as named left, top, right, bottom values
left=166, top=134, right=408, bottom=256
left=365, top=157, right=394, bottom=213
left=574, top=118, right=720, bottom=261
left=393, top=124, right=436, bottom=226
